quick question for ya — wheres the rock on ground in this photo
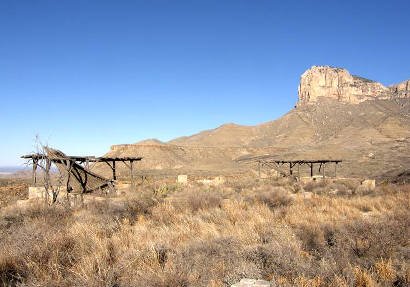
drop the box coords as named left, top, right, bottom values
left=231, top=278, right=271, bottom=287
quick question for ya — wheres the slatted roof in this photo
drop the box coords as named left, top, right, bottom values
left=22, top=154, right=142, bottom=162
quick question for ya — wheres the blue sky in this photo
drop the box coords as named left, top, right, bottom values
left=1, top=0, right=409, bottom=166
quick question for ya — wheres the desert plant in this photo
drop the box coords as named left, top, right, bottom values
left=253, top=187, right=293, bottom=209
left=0, top=178, right=408, bottom=286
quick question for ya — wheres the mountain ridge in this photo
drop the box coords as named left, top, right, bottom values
left=103, top=66, right=409, bottom=179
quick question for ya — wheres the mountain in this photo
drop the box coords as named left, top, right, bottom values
left=100, top=66, right=410, bottom=180
left=297, top=66, right=409, bottom=105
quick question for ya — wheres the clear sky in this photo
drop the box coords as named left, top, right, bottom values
left=1, top=0, right=409, bottom=166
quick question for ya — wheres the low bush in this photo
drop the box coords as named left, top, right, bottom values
left=303, top=179, right=328, bottom=193
left=253, top=188, right=293, bottom=209
left=172, top=189, right=224, bottom=213
left=0, top=178, right=407, bottom=286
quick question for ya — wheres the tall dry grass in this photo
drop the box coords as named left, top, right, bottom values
left=0, top=178, right=408, bottom=286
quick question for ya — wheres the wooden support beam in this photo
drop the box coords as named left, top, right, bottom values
left=32, top=159, right=38, bottom=185
left=236, top=156, right=343, bottom=179
left=121, top=160, right=135, bottom=191
left=322, top=163, right=325, bottom=178
left=104, top=161, right=117, bottom=181
left=45, top=158, right=51, bottom=202
left=297, top=163, right=300, bottom=178
left=130, top=160, right=134, bottom=192
left=335, top=162, right=338, bottom=178
left=66, top=160, right=73, bottom=193
left=112, top=160, right=116, bottom=181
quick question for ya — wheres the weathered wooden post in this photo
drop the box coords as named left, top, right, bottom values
left=45, top=158, right=51, bottom=202
left=322, top=163, right=325, bottom=178
left=32, top=158, right=38, bottom=185
left=297, top=162, right=300, bottom=178
left=310, top=163, right=314, bottom=177
left=130, top=160, right=135, bottom=192
left=112, top=160, right=116, bottom=181
left=66, top=160, right=73, bottom=195
left=334, top=162, right=338, bottom=178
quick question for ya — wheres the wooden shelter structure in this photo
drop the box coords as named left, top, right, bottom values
left=22, top=147, right=142, bottom=193
left=236, top=155, right=342, bottom=178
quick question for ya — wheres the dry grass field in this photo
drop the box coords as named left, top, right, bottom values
left=0, top=178, right=29, bottom=208
left=0, top=177, right=409, bottom=286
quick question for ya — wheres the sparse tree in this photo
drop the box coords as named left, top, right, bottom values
left=24, top=138, right=66, bottom=204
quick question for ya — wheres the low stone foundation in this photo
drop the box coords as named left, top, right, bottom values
left=358, top=179, right=376, bottom=192
left=177, top=174, right=188, bottom=184
left=28, top=186, right=47, bottom=199
left=28, top=186, right=84, bottom=205
left=231, top=278, right=271, bottom=287
left=197, top=176, right=226, bottom=185
left=115, top=182, right=131, bottom=194
left=299, top=177, right=376, bottom=191
left=28, top=186, right=70, bottom=200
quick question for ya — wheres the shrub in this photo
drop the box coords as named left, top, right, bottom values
left=303, top=180, right=328, bottom=193
left=354, top=267, right=375, bottom=287
left=244, top=242, right=312, bottom=281
left=0, top=256, right=25, bottom=287
left=296, top=224, right=326, bottom=255
left=172, top=189, right=224, bottom=213
left=0, top=178, right=408, bottom=286
left=328, top=183, right=349, bottom=196
left=374, top=258, right=395, bottom=282
left=87, top=191, right=159, bottom=224
left=254, top=188, right=293, bottom=209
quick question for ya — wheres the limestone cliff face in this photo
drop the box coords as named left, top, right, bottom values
left=297, top=66, right=408, bottom=106
left=389, top=79, right=410, bottom=99
left=99, top=65, right=410, bottom=179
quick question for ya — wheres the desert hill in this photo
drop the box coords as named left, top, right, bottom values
left=100, top=66, right=409, bottom=180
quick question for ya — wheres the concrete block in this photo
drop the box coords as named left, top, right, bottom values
left=198, top=179, right=212, bottom=184
left=28, top=186, right=47, bottom=199
left=357, top=179, right=376, bottom=192
left=177, top=175, right=188, bottom=184
left=214, top=176, right=225, bottom=185
left=198, top=176, right=226, bottom=185
left=302, top=191, right=313, bottom=199
left=270, top=169, right=279, bottom=177
left=260, top=173, right=269, bottom=179
left=231, top=278, right=271, bottom=287
left=115, top=182, right=131, bottom=194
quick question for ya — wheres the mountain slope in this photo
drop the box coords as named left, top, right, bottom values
left=101, top=66, right=409, bottom=179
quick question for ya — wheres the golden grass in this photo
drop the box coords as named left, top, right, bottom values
left=0, top=178, right=408, bottom=286
left=0, top=178, right=28, bottom=207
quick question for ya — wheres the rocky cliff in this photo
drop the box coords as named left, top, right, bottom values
left=390, top=79, right=410, bottom=99
left=297, top=66, right=408, bottom=106
left=101, top=66, right=410, bottom=179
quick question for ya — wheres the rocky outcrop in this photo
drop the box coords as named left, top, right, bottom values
left=389, top=79, right=410, bottom=99
left=297, top=66, right=408, bottom=106
left=99, top=65, right=410, bottom=179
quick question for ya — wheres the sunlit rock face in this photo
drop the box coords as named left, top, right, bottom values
left=389, top=79, right=410, bottom=99
left=297, top=66, right=409, bottom=106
